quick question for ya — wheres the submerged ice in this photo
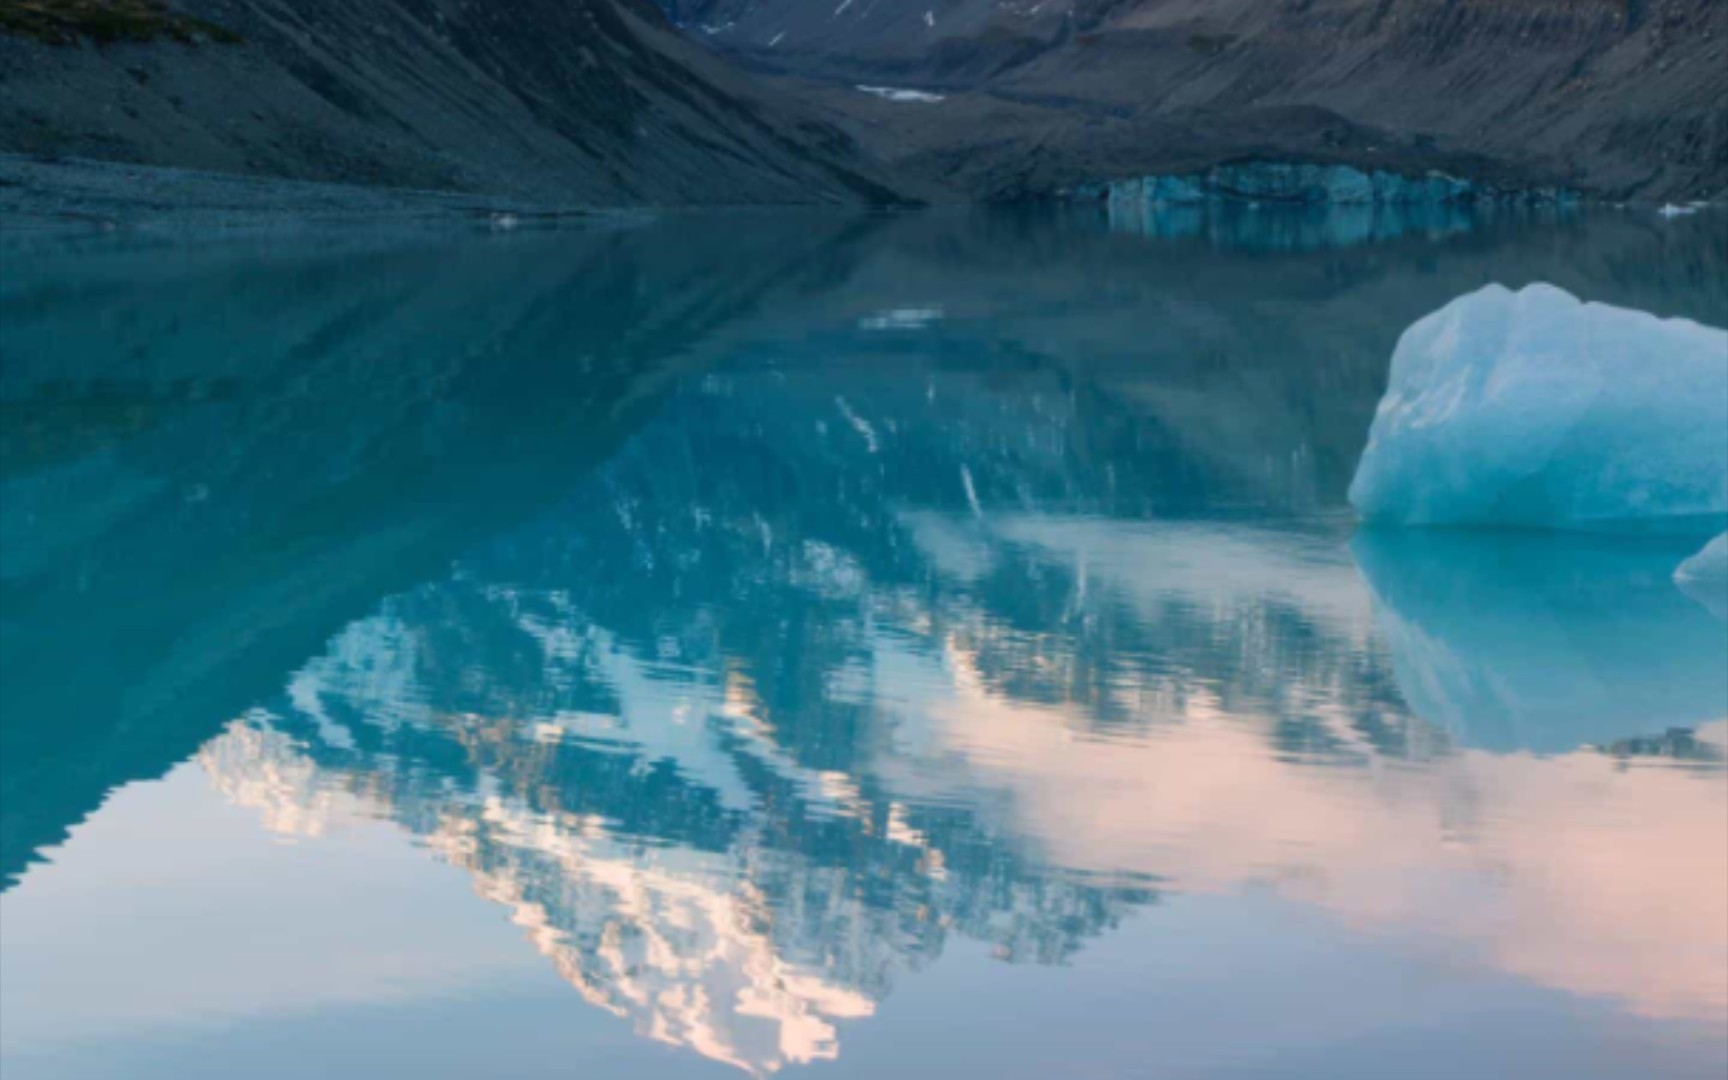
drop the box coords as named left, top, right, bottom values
left=1350, top=283, right=1728, bottom=532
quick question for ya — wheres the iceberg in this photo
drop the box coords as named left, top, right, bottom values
left=1350, top=283, right=1728, bottom=532
left=1676, top=531, right=1728, bottom=584
left=1675, top=531, right=1728, bottom=619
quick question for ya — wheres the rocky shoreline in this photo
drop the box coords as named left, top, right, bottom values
left=0, top=153, right=622, bottom=235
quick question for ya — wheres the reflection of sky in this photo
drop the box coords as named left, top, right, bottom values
left=8, top=762, right=1718, bottom=1080
left=3, top=700, right=1722, bottom=1078
left=3, top=210, right=1726, bottom=1079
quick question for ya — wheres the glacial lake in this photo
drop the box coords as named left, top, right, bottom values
left=1, top=204, right=1725, bottom=1079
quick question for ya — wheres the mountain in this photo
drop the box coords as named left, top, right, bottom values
left=0, top=212, right=885, bottom=886
left=668, top=0, right=1728, bottom=201
left=0, top=0, right=902, bottom=204
left=3, top=0, right=1720, bottom=206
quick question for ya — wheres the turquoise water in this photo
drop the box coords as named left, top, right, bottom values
left=2, top=207, right=1725, bottom=1079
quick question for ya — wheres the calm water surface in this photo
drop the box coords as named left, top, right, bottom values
left=2, top=206, right=1725, bottom=1079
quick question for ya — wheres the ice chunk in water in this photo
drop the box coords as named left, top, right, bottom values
left=1349, top=283, right=1728, bottom=532
left=1675, top=532, right=1728, bottom=619
left=1676, top=532, right=1728, bottom=584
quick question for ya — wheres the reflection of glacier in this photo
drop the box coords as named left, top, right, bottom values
left=1105, top=198, right=1480, bottom=250
left=196, top=357, right=1727, bottom=1071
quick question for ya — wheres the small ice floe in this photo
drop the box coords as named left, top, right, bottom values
left=924, top=9, right=936, bottom=25
left=1658, top=202, right=1698, bottom=218
left=834, top=0, right=854, bottom=14
left=700, top=20, right=734, bottom=33
left=768, top=30, right=785, bottom=45
left=489, top=211, right=521, bottom=231
left=858, top=306, right=944, bottom=330
left=856, top=85, right=946, bottom=103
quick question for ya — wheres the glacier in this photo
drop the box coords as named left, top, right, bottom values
left=1083, top=163, right=1578, bottom=207
left=1349, top=283, right=1728, bottom=533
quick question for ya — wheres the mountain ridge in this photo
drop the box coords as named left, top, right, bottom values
left=0, top=0, right=1722, bottom=207
left=0, top=0, right=904, bottom=205
left=675, top=0, right=1728, bottom=200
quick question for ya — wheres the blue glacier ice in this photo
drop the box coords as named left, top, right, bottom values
left=1106, top=164, right=1473, bottom=205
left=1103, top=198, right=1477, bottom=250
left=1094, top=162, right=1577, bottom=207
left=1349, top=283, right=1728, bottom=533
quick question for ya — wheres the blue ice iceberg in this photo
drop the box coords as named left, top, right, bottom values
left=1675, top=532, right=1728, bottom=619
left=1676, top=532, right=1728, bottom=584
left=1350, top=283, right=1728, bottom=533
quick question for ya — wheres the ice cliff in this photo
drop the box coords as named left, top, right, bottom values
left=1093, top=164, right=1575, bottom=207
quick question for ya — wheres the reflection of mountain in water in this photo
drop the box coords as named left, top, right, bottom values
left=203, top=592, right=1147, bottom=1074
left=198, top=309, right=1725, bottom=1068
left=0, top=216, right=885, bottom=885
left=196, top=465, right=1727, bottom=1071
left=5, top=207, right=1727, bottom=1070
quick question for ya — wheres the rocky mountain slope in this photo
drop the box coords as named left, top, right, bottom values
left=0, top=0, right=902, bottom=204
left=671, top=0, right=1728, bottom=200
left=3, top=0, right=1719, bottom=205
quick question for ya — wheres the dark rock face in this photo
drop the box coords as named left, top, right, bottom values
left=0, top=0, right=903, bottom=204
left=665, top=0, right=1728, bottom=200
